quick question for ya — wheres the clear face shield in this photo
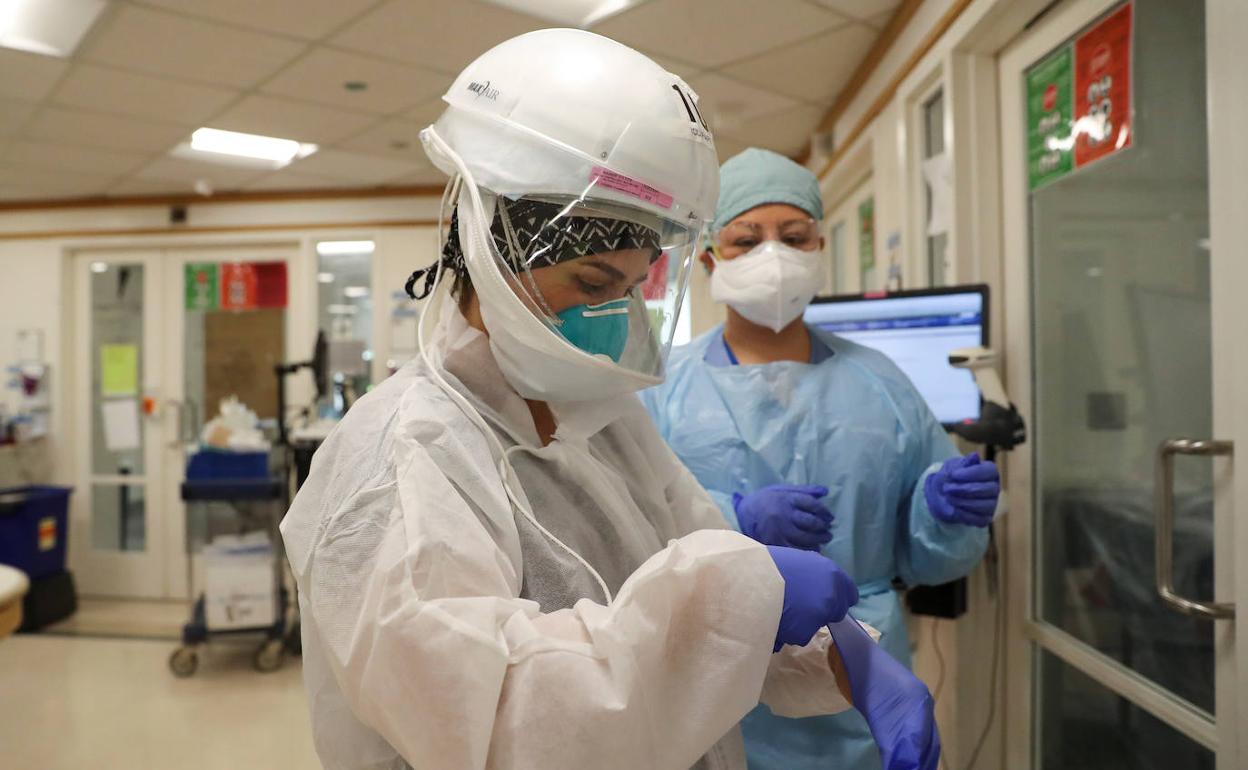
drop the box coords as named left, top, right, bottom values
left=485, top=192, right=697, bottom=377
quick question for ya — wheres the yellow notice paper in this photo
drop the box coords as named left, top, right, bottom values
left=101, top=344, right=138, bottom=397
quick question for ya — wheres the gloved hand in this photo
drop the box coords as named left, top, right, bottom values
left=766, top=545, right=858, bottom=652
left=828, top=617, right=941, bottom=770
left=924, top=453, right=1000, bottom=527
left=734, top=484, right=834, bottom=550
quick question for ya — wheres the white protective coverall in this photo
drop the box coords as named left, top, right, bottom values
left=281, top=301, right=852, bottom=770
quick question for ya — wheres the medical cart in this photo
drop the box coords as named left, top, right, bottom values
left=169, top=476, right=298, bottom=677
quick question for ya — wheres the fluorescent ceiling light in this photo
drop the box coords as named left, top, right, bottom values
left=479, top=0, right=646, bottom=27
left=316, top=240, right=375, bottom=256
left=172, top=128, right=317, bottom=169
left=0, top=0, right=106, bottom=57
left=90, top=261, right=108, bottom=273
left=343, top=286, right=370, bottom=299
left=317, top=272, right=335, bottom=284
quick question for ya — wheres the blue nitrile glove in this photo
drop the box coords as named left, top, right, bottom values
left=828, top=617, right=941, bottom=770
left=766, top=545, right=859, bottom=652
left=924, top=452, right=1000, bottom=528
left=734, top=484, right=834, bottom=550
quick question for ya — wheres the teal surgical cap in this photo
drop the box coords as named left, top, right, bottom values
left=713, top=147, right=824, bottom=232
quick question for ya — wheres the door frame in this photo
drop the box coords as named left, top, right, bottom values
left=998, top=0, right=1247, bottom=766
left=158, top=242, right=303, bottom=601
left=70, top=248, right=168, bottom=599
left=68, top=236, right=309, bottom=600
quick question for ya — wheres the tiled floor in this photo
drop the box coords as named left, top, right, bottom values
left=0, top=634, right=320, bottom=769
left=44, top=597, right=189, bottom=640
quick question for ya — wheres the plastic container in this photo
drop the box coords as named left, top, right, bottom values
left=0, top=485, right=72, bottom=580
left=186, top=449, right=269, bottom=481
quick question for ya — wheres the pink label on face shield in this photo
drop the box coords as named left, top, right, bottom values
left=590, top=167, right=673, bottom=210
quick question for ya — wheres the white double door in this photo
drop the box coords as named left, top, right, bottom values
left=70, top=242, right=305, bottom=600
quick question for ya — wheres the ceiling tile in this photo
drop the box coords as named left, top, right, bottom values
left=2, top=140, right=150, bottom=177
left=0, top=101, right=36, bottom=137
left=331, top=0, right=545, bottom=74
left=261, top=48, right=449, bottom=115
left=642, top=52, right=705, bottom=81
left=0, top=164, right=116, bottom=196
left=721, top=24, right=878, bottom=105
left=140, top=0, right=380, bottom=41
left=0, top=48, right=71, bottom=103
left=812, top=0, right=902, bottom=22
left=22, top=106, right=189, bottom=153
left=385, top=167, right=451, bottom=186
left=105, top=177, right=203, bottom=196
left=212, top=95, right=376, bottom=144
left=130, top=156, right=268, bottom=191
left=80, top=5, right=304, bottom=88
left=405, top=98, right=448, bottom=127
left=337, top=117, right=425, bottom=159
left=594, top=0, right=847, bottom=69
left=866, top=10, right=894, bottom=29
left=718, top=103, right=825, bottom=157
left=51, top=64, right=239, bottom=125
left=685, top=73, right=799, bottom=138
left=285, top=148, right=422, bottom=184
left=243, top=171, right=364, bottom=192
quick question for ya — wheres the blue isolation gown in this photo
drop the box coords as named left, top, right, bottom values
left=640, top=325, right=987, bottom=770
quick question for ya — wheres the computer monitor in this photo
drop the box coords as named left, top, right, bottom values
left=803, top=285, right=989, bottom=426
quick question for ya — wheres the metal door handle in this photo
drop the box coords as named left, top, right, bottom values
left=1155, top=438, right=1234, bottom=620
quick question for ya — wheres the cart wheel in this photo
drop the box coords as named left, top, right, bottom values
left=253, top=639, right=285, bottom=673
left=169, top=647, right=198, bottom=678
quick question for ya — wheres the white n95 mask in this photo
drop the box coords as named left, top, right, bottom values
left=709, top=241, right=827, bottom=332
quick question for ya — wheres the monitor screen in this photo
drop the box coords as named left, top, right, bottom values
left=803, top=286, right=988, bottom=425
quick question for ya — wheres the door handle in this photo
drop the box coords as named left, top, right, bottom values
left=1154, top=438, right=1234, bottom=620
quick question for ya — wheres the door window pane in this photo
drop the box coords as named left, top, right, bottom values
left=90, top=482, right=146, bottom=552
left=90, top=263, right=145, bottom=475
left=316, top=241, right=375, bottom=416
left=829, top=221, right=846, bottom=294
left=923, top=90, right=949, bottom=286
left=184, top=262, right=287, bottom=437
left=1031, top=0, right=1214, bottom=714
left=1038, top=650, right=1213, bottom=770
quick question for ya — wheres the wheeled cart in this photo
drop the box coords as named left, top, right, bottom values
left=168, top=477, right=298, bottom=677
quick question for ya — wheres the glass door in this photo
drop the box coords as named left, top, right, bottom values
left=161, top=244, right=299, bottom=600
left=71, top=251, right=167, bottom=598
left=999, top=0, right=1245, bottom=767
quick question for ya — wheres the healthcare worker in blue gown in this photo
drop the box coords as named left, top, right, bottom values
left=641, top=148, right=998, bottom=770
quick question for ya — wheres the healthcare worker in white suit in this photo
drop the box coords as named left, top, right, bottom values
left=282, top=29, right=937, bottom=770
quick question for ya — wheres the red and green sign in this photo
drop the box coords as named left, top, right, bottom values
left=1026, top=1, right=1132, bottom=190
left=184, top=262, right=287, bottom=311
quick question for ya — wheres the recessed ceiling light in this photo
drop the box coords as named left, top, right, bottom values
left=317, top=272, right=335, bottom=284
left=90, top=261, right=108, bottom=274
left=343, top=286, right=370, bottom=299
left=0, top=0, right=107, bottom=57
left=479, top=0, right=647, bottom=27
left=171, top=127, right=318, bottom=169
left=316, top=241, right=376, bottom=256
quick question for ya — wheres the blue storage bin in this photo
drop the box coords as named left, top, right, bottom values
left=0, top=485, right=73, bottom=580
left=186, top=449, right=270, bottom=481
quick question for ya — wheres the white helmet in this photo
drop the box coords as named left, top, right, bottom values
left=420, top=29, right=720, bottom=402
